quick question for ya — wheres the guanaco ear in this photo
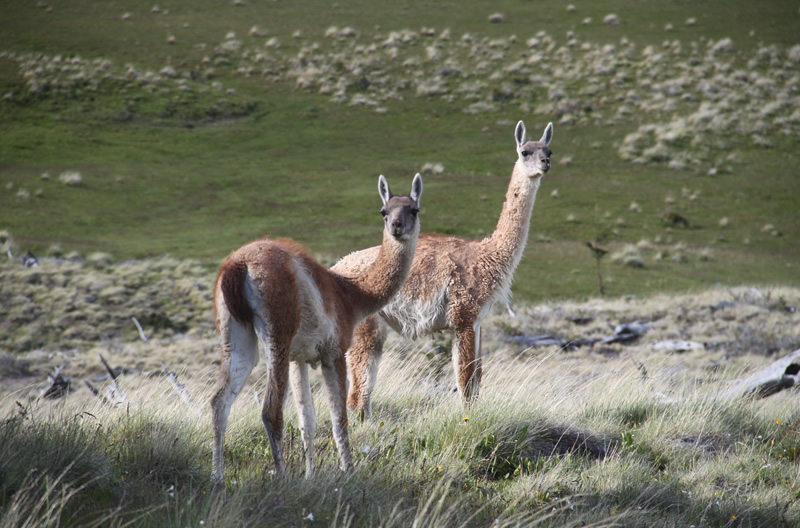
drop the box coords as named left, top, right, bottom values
left=410, top=173, right=423, bottom=207
left=539, top=122, right=553, bottom=146
left=515, top=120, right=526, bottom=149
left=378, top=174, right=392, bottom=206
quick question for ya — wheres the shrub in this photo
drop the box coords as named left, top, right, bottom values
left=58, top=171, right=83, bottom=187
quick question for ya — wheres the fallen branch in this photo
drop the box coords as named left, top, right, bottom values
left=652, top=340, right=705, bottom=353
left=84, top=380, right=101, bottom=397
left=42, top=364, right=70, bottom=399
left=507, top=334, right=600, bottom=350
left=506, top=321, right=651, bottom=350
left=21, top=250, right=38, bottom=267
left=598, top=321, right=651, bottom=345
left=721, top=348, right=800, bottom=400
left=99, top=354, right=128, bottom=404
left=84, top=380, right=113, bottom=406
left=131, top=316, right=148, bottom=342
left=163, top=365, right=192, bottom=407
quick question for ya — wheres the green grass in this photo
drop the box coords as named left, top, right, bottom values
left=1, top=0, right=799, bottom=303
left=1, top=351, right=798, bottom=527
left=1, top=4, right=799, bottom=526
left=2, top=254, right=799, bottom=526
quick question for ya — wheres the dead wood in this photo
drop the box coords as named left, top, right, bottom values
left=721, top=348, right=800, bottom=400
left=507, top=320, right=651, bottom=350
left=99, top=354, right=128, bottom=404
left=41, top=364, right=70, bottom=399
left=163, top=366, right=192, bottom=407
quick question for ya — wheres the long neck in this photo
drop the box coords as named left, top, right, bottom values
left=481, top=163, right=541, bottom=278
left=347, top=230, right=418, bottom=320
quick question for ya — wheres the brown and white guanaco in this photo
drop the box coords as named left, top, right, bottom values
left=211, top=173, right=423, bottom=481
left=333, top=121, right=553, bottom=417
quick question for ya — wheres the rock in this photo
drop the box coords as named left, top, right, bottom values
left=653, top=340, right=705, bottom=353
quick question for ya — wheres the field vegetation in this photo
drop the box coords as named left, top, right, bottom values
left=1, top=247, right=799, bottom=527
left=1, top=1, right=799, bottom=526
left=2, top=0, right=799, bottom=300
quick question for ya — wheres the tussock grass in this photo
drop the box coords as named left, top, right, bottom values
left=2, top=1, right=799, bottom=301
left=2, top=340, right=798, bottom=526
left=0, top=255, right=215, bottom=353
left=1, top=2, right=799, bottom=524
left=4, top=254, right=796, bottom=528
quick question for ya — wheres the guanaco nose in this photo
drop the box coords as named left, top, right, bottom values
left=391, top=219, right=404, bottom=235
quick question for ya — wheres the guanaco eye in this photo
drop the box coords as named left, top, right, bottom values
left=411, top=208, right=419, bottom=217
left=380, top=209, right=387, bottom=217
left=521, top=150, right=530, bottom=157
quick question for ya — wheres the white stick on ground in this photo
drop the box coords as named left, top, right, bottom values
left=131, top=316, right=148, bottom=342
left=163, top=365, right=193, bottom=407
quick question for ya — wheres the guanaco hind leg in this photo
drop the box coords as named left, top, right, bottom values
left=211, top=316, right=259, bottom=484
left=260, top=343, right=290, bottom=476
left=289, top=362, right=317, bottom=477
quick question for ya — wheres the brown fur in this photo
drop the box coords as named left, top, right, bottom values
left=346, top=316, right=382, bottom=410
left=214, top=255, right=252, bottom=332
left=334, top=122, right=552, bottom=415
left=211, top=174, right=423, bottom=481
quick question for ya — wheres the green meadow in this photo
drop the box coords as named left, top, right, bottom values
left=2, top=0, right=798, bottom=300
left=1, top=1, right=799, bottom=526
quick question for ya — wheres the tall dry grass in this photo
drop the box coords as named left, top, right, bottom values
left=1, top=340, right=798, bottom=527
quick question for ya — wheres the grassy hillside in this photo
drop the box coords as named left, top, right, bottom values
left=4, top=354, right=800, bottom=527
left=1, top=2, right=799, bottom=524
left=1, top=0, right=799, bottom=302
left=1, top=250, right=799, bottom=526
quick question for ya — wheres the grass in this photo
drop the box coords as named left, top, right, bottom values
left=1, top=253, right=799, bottom=525
left=1, top=0, right=799, bottom=302
left=1, top=348, right=799, bottom=527
left=1, top=2, right=799, bottom=526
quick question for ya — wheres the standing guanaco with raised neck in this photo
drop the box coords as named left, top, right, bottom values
left=211, top=173, right=423, bottom=482
left=333, top=121, right=553, bottom=417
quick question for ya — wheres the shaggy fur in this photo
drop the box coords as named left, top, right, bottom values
left=211, top=174, right=423, bottom=482
left=333, top=121, right=553, bottom=416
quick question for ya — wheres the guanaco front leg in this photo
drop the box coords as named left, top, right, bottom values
left=452, top=323, right=482, bottom=406
left=347, top=315, right=387, bottom=419
left=322, top=352, right=354, bottom=471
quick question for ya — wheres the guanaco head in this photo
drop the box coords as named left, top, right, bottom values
left=378, top=173, right=423, bottom=241
left=515, top=121, right=553, bottom=177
